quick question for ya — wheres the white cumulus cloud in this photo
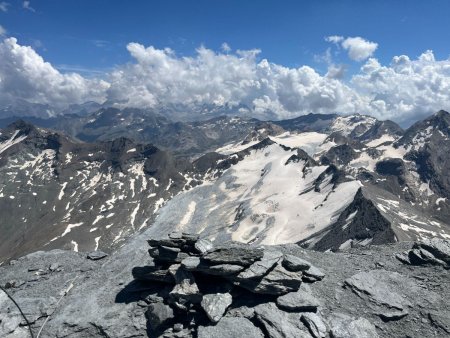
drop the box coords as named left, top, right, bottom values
left=1, top=37, right=450, bottom=126
left=342, top=37, right=378, bottom=61
left=0, top=37, right=109, bottom=108
left=105, top=42, right=364, bottom=119
left=0, top=25, right=6, bottom=36
left=352, top=50, right=450, bottom=124
left=326, top=36, right=378, bottom=61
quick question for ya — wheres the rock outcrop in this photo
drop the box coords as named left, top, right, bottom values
left=396, top=238, right=450, bottom=268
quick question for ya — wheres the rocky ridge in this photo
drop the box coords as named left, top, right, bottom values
left=1, top=231, right=449, bottom=338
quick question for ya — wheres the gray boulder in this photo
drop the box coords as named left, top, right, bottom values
left=86, top=251, right=108, bottom=260
left=302, top=265, right=325, bottom=283
left=149, top=246, right=189, bottom=264
left=181, top=256, right=201, bottom=270
left=195, top=239, right=214, bottom=254
left=276, top=284, right=320, bottom=312
left=282, top=254, right=311, bottom=272
left=254, top=302, right=311, bottom=338
left=168, top=266, right=202, bottom=305
left=418, top=238, right=450, bottom=263
left=200, top=293, right=233, bottom=323
left=146, top=302, right=174, bottom=334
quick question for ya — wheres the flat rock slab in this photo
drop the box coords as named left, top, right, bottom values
left=237, top=250, right=282, bottom=280
left=344, top=269, right=412, bottom=311
left=195, top=239, right=214, bottom=254
left=248, top=262, right=302, bottom=295
left=87, top=251, right=108, bottom=260
left=197, top=317, right=264, bottom=338
left=202, top=245, right=264, bottom=266
left=276, top=284, right=320, bottom=312
left=205, top=264, right=245, bottom=276
left=377, top=309, right=409, bottom=322
left=329, top=313, right=379, bottom=338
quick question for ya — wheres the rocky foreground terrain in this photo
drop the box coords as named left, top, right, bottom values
left=1, top=228, right=449, bottom=337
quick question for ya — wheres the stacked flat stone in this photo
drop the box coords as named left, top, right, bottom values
left=131, top=232, right=335, bottom=337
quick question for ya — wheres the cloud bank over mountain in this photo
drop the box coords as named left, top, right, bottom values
left=1, top=36, right=450, bottom=125
left=0, top=37, right=109, bottom=108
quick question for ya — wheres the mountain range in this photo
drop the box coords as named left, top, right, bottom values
left=1, top=109, right=449, bottom=264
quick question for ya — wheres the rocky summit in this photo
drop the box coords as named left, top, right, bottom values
left=0, top=230, right=449, bottom=337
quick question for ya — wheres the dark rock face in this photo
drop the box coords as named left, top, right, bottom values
left=358, top=120, right=403, bottom=143
left=272, top=113, right=338, bottom=133
left=299, top=189, right=396, bottom=252
left=399, top=110, right=450, bottom=198
left=321, top=144, right=358, bottom=166
left=375, top=158, right=405, bottom=177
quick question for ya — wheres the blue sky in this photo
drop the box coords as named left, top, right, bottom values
left=3, top=0, right=450, bottom=75
left=1, top=0, right=450, bottom=124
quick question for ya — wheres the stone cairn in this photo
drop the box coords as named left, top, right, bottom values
left=132, top=232, right=326, bottom=337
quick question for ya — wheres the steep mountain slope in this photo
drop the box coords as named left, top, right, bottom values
left=0, top=121, right=208, bottom=262
left=301, top=110, right=450, bottom=249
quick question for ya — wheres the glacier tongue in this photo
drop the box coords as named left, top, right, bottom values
left=148, top=142, right=361, bottom=246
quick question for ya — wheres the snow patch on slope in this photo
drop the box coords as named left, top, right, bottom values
left=0, top=130, right=27, bottom=155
